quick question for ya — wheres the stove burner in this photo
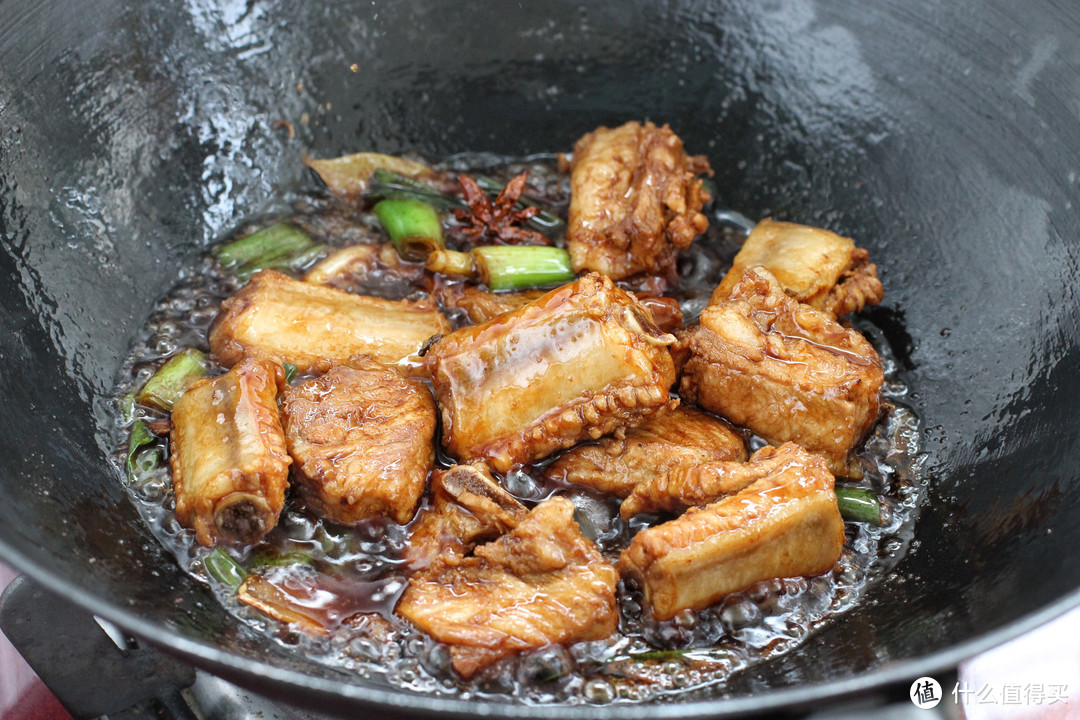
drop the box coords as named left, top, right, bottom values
left=0, top=576, right=325, bottom=720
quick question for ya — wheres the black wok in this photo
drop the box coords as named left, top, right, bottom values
left=1, top=1, right=1079, bottom=717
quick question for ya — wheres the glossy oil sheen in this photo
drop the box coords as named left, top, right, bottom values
left=1, top=1, right=1079, bottom=718
left=111, top=167, right=921, bottom=704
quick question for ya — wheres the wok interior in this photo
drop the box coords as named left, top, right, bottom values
left=1, top=0, right=1079, bottom=715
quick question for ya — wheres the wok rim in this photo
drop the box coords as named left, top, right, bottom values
left=4, top=535, right=1079, bottom=717
left=1, top=0, right=1078, bottom=714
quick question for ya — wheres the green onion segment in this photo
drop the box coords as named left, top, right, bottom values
left=215, top=222, right=325, bottom=279
left=205, top=548, right=248, bottom=590
left=136, top=348, right=208, bottom=411
left=374, top=198, right=444, bottom=261
left=835, top=486, right=883, bottom=525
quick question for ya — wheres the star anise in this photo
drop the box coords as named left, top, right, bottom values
left=452, top=172, right=550, bottom=246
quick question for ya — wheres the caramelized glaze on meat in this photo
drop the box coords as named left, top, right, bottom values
left=621, top=442, right=816, bottom=519
left=710, top=219, right=883, bottom=317
left=397, top=496, right=619, bottom=678
left=425, top=273, right=677, bottom=472
left=567, top=121, right=711, bottom=280
left=545, top=406, right=746, bottom=498
left=170, top=357, right=291, bottom=547
left=635, top=295, right=684, bottom=334
left=304, top=242, right=425, bottom=298
left=280, top=356, right=436, bottom=524
left=209, top=269, right=450, bottom=371
left=434, top=284, right=547, bottom=325
left=406, top=463, right=527, bottom=569
left=678, top=268, right=883, bottom=477
left=619, top=443, right=844, bottom=620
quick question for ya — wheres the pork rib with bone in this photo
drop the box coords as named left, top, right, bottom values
left=425, top=272, right=677, bottom=473
left=619, top=443, right=845, bottom=621
left=566, top=120, right=712, bottom=281
left=710, top=218, right=883, bottom=318
left=397, top=496, right=619, bottom=678
left=405, top=463, right=528, bottom=569
left=678, top=266, right=884, bottom=477
left=544, top=405, right=747, bottom=498
left=170, top=356, right=291, bottom=547
left=279, top=355, right=436, bottom=525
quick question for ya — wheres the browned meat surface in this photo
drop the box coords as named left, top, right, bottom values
left=280, top=356, right=436, bottom=524
left=619, top=443, right=844, bottom=620
left=567, top=121, right=711, bottom=280
left=425, top=273, right=677, bottom=472
left=170, top=357, right=291, bottom=546
left=710, top=219, right=884, bottom=317
left=434, top=284, right=546, bottom=325
left=209, top=269, right=450, bottom=371
left=545, top=406, right=746, bottom=498
left=635, top=295, right=684, bottom=334
left=303, top=243, right=425, bottom=298
left=405, top=463, right=528, bottom=569
left=396, top=497, right=619, bottom=678
left=621, top=442, right=816, bottom=519
left=678, top=268, right=883, bottom=477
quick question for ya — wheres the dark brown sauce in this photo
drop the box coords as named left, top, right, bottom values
left=110, top=155, right=927, bottom=705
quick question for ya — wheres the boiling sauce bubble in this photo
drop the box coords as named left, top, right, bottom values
left=110, top=156, right=926, bottom=704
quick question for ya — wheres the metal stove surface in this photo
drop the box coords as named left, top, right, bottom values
left=0, top=568, right=330, bottom=720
